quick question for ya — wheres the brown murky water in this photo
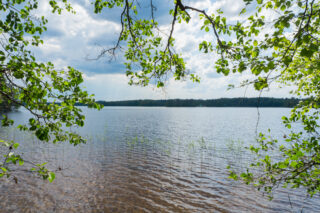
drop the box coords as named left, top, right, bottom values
left=0, top=107, right=319, bottom=212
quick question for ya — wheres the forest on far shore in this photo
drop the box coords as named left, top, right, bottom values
left=83, top=97, right=301, bottom=108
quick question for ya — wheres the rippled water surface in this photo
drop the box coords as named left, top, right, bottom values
left=1, top=107, right=319, bottom=212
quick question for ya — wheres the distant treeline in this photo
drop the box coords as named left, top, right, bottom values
left=78, top=97, right=301, bottom=108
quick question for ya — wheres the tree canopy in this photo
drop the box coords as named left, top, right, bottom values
left=0, top=0, right=101, bottom=181
left=92, top=0, right=320, bottom=198
left=0, top=0, right=319, bottom=198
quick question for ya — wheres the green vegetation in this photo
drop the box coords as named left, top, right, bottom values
left=0, top=80, right=19, bottom=113
left=226, top=139, right=244, bottom=153
left=0, top=95, right=18, bottom=113
left=0, top=1, right=101, bottom=181
left=93, top=0, right=320, bottom=198
left=0, top=0, right=319, bottom=201
left=92, top=97, right=300, bottom=107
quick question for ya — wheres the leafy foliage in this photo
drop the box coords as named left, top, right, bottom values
left=93, top=0, right=199, bottom=87
left=1, top=0, right=319, bottom=195
left=224, top=0, right=320, bottom=198
left=93, top=0, right=320, bottom=198
left=0, top=0, right=101, bottom=182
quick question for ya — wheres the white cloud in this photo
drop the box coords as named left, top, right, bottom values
left=30, top=0, right=295, bottom=101
left=82, top=74, right=165, bottom=101
left=35, top=1, right=121, bottom=59
left=39, top=38, right=62, bottom=54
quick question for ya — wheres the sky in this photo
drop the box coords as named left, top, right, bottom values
left=33, top=0, right=295, bottom=101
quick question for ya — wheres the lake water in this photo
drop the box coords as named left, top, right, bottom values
left=0, top=107, right=319, bottom=212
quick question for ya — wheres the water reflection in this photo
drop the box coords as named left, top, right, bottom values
left=0, top=107, right=319, bottom=212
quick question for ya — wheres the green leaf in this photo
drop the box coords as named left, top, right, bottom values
left=240, top=8, right=246, bottom=14
left=290, top=161, right=298, bottom=168
left=13, top=143, right=19, bottom=149
left=48, top=172, right=55, bottom=183
left=300, top=48, right=313, bottom=57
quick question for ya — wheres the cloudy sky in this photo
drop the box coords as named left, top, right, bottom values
left=34, top=0, right=294, bottom=101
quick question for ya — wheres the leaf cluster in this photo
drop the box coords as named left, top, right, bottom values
left=93, top=0, right=320, bottom=198
left=0, top=0, right=102, bottom=181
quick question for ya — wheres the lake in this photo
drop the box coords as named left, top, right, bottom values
left=0, top=107, right=319, bottom=212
